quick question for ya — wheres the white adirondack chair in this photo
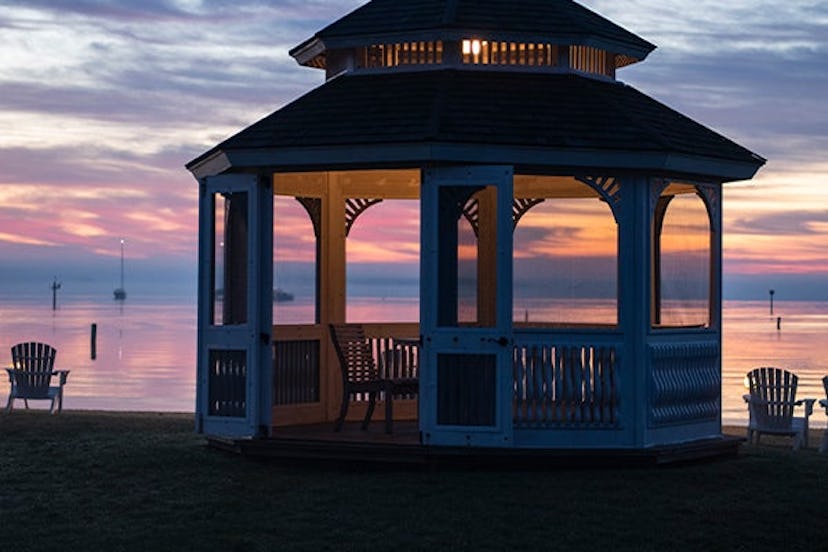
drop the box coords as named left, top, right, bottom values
left=5, top=342, right=70, bottom=414
left=819, top=375, right=828, bottom=454
left=743, top=367, right=815, bottom=450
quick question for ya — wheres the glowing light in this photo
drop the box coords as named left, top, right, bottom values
left=462, top=39, right=482, bottom=56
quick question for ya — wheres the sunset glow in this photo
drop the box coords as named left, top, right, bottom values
left=0, top=1, right=825, bottom=299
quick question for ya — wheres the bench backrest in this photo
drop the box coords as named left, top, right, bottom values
left=329, top=324, right=379, bottom=384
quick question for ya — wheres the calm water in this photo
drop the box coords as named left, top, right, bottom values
left=1, top=294, right=825, bottom=428
left=0, top=294, right=196, bottom=412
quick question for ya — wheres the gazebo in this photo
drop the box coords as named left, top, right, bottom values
left=187, top=0, right=764, bottom=460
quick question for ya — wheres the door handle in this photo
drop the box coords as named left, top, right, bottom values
left=484, top=336, right=510, bottom=347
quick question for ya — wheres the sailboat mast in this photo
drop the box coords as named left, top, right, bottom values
left=114, top=238, right=127, bottom=300
left=120, top=238, right=125, bottom=288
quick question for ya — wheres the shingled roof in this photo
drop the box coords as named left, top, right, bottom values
left=188, top=70, right=763, bottom=180
left=292, top=0, right=656, bottom=65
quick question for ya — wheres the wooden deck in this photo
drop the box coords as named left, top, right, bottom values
left=207, top=422, right=744, bottom=469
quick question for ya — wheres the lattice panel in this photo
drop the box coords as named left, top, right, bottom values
left=649, top=342, right=720, bottom=425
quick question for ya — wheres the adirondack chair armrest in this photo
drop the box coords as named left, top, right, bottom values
left=797, top=397, right=816, bottom=417
left=53, top=370, right=70, bottom=385
left=5, top=367, right=14, bottom=382
left=820, top=398, right=828, bottom=411
left=743, top=394, right=769, bottom=406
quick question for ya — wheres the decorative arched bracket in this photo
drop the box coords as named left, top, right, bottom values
left=461, top=197, right=480, bottom=237
left=294, top=197, right=386, bottom=237
left=650, top=178, right=672, bottom=217
left=345, top=198, right=383, bottom=236
left=295, top=197, right=322, bottom=238
left=512, top=198, right=545, bottom=230
left=461, top=197, right=549, bottom=236
left=440, top=186, right=483, bottom=237
left=650, top=179, right=721, bottom=233
left=575, top=175, right=622, bottom=224
left=695, top=183, right=721, bottom=234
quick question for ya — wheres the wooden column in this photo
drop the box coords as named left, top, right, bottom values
left=254, top=173, right=274, bottom=435
left=651, top=194, right=673, bottom=326
left=476, top=186, right=498, bottom=327
left=321, top=173, right=347, bottom=420
left=617, top=175, right=653, bottom=447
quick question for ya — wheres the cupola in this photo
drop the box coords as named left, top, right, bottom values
left=290, top=0, right=656, bottom=80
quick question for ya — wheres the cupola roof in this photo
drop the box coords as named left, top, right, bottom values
left=291, top=0, right=656, bottom=70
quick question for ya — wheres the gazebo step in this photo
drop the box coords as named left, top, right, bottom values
left=206, top=423, right=743, bottom=469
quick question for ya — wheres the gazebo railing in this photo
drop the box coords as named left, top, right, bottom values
left=512, top=330, right=623, bottom=428
left=273, top=336, right=320, bottom=405
left=272, top=323, right=419, bottom=407
left=272, top=325, right=324, bottom=406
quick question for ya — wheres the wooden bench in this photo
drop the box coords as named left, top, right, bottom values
left=329, top=324, right=418, bottom=434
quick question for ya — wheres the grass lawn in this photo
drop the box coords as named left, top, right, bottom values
left=1, top=411, right=826, bottom=551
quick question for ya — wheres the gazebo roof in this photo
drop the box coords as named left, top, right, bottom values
left=291, top=0, right=656, bottom=68
left=187, top=70, right=764, bottom=181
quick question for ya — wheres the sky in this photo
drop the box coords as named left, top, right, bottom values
left=0, top=0, right=826, bottom=300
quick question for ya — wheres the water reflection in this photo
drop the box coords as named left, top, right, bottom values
left=2, top=296, right=825, bottom=428
left=722, top=300, right=828, bottom=427
left=0, top=297, right=195, bottom=412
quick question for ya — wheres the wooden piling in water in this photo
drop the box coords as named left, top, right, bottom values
left=91, top=323, right=97, bottom=359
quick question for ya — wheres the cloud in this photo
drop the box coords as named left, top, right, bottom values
left=584, top=0, right=828, bottom=160
left=0, top=232, right=58, bottom=246
left=1, top=0, right=827, bottom=296
left=730, top=210, right=828, bottom=236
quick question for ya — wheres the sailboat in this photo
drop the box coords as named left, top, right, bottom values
left=113, top=239, right=127, bottom=300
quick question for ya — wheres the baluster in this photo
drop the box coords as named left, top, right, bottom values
left=553, top=346, right=562, bottom=422
left=566, top=347, right=578, bottom=422
left=541, top=345, right=551, bottom=424
left=583, top=346, right=593, bottom=423
left=532, top=345, right=542, bottom=424
left=512, top=346, right=523, bottom=423
left=609, top=348, right=618, bottom=423
left=594, top=346, right=604, bottom=423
